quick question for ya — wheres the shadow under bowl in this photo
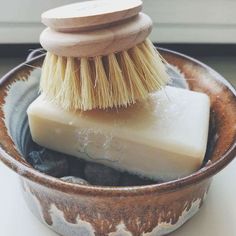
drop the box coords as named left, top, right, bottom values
left=0, top=48, right=235, bottom=236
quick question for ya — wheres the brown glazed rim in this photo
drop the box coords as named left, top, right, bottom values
left=0, top=48, right=235, bottom=197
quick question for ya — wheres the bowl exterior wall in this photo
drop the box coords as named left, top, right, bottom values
left=21, top=177, right=211, bottom=236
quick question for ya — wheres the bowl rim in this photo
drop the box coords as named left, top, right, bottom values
left=0, top=48, right=235, bottom=196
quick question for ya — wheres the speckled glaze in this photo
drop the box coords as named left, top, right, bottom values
left=0, top=48, right=235, bottom=236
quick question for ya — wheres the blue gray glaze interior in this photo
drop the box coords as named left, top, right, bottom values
left=3, top=68, right=40, bottom=157
left=3, top=65, right=187, bottom=160
left=166, top=64, right=189, bottom=89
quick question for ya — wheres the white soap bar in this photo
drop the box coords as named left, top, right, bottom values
left=27, top=86, right=210, bottom=181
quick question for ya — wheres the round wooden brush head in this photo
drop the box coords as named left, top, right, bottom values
left=40, top=0, right=152, bottom=58
left=40, top=13, right=152, bottom=58
left=42, top=0, right=143, bottom=32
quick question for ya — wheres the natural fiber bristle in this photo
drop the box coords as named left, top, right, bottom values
left=40, top=39, right=169, bottom=111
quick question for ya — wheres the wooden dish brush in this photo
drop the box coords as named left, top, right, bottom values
left=40, top=0, right=169, bottom=111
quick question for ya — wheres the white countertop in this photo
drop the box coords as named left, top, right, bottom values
left=0, top=160, right=235, bottom=236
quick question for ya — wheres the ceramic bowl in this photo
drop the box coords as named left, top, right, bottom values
left=0, top=48, right=235, bottom=236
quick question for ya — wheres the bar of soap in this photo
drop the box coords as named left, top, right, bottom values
left=27, top=86, right=210, bottom=181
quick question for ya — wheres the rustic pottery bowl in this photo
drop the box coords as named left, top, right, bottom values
left=0, top=48, right=235, bottom=236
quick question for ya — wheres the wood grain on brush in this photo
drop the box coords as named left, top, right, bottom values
left=40, top=13, right=152, bottom=58
left=42, top=0, right=142, bottom=32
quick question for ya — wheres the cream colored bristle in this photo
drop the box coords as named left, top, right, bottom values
left=53, top=56, right=66, bottom=96
left=130, top=44, right=162, bottom=91
left=118, top=51, right=148, bottom=102
left=40, top=39, right=169, bottom=111
left=40, top=52, right=51, bottom=92
left=58, top=57, right=81, bottom=110
left=46, top=54, right=58, bottom=94
left=94, top=56, right=111, bottom=109
left=144, top=38, right=168, bottom=64
left=142, top=39, right=169, bottom=86
left=40, top=52, right=58, bottom=95
left=108, top=53, right=129, bottom=108
left=80, top=58, right=95, bottom=110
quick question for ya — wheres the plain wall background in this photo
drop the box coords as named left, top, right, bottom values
left=0, top=0, right=235, bottom=44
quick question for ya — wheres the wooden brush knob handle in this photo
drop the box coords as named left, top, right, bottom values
left=40, top=13, right=152, bottom=58
left=42, top=0, right=142, bottom=32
